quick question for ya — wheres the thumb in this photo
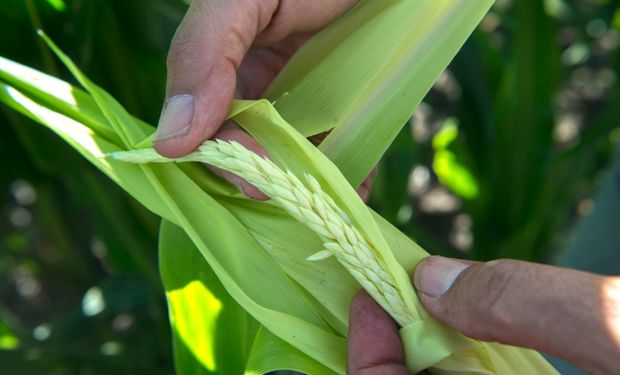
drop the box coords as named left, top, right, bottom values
left=413, top=256, right=620, bottom=374
left=154, top=0, right=278, bottom=157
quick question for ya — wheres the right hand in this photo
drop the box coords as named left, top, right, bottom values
left=348, top=257, right=620, bottom=374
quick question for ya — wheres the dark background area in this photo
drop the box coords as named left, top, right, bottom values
left=0, top=0, right=619, bottom=373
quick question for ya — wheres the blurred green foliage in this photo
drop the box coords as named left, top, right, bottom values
left=0, top=0, right=184, bottom=373
left=0, top=0, right=618, bottom=373
left=372, top=0, right=620, bottom=262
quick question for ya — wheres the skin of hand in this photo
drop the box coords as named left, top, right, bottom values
left=347, top=256, right=620, bottom=374
left=154, top=0, right=362, bottom=199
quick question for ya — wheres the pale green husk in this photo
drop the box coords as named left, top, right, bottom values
left=0, top=0, right=559, bottom=373
left=109, top=140, right=416, bottom=327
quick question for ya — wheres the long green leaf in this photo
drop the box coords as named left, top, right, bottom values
left=0, top=63, right=558, bottom=374
left=0, top=80, right=348, bottom=373
left=0, top=4, right=560, bottom=370
left=266, top=0, right=493, bottom=186
left=160, top=220, right=337, bottom=374
left=160, top=220, right=258, bottom=375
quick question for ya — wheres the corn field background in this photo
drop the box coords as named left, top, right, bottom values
left=1, top=0, right=619, bottom=374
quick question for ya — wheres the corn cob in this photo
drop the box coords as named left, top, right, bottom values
left=109, top=140, right=415, bottom=326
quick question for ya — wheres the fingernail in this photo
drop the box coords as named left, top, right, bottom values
left=154, top=95, right=194, bottom=143
left=414, top=257, right=470, bottom=297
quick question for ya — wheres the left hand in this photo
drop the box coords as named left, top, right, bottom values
left=348, top=256, right=620, bottom=374
left=154, top=0, right=360, bottom=199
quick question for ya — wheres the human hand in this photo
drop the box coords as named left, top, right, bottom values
left=154, top=0, right=359, bottom=199
left=347, top=256, right=620, bottom=374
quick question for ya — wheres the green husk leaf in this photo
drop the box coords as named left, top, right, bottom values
left=1, top=73, right=347, bottom=373
left=0, top=1, right=560, bottom=371
left=266, top=0, right=494, bottom=187
left=160, top=220, right=258, bottom=375
left=37, top=31, right=146, bottom=147
left=245, top=327, right=337, bottom=375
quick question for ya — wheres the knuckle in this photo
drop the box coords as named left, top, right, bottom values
left=223, top=25, right=251, bottom=69
left=473, top=260, right=522, bottom=331
left=167, top=33, right=198, bottom=68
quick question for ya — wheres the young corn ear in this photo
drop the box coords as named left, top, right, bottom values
left=109, top=140, right=415, bottom=327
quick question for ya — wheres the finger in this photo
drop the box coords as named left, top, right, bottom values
left=256, top=0, right=359, bottom=46
left=210, top=122, right=269, bottom=200
left=347, top=290, right=409, bottom=375
left=154, top=0, right=279, bottom=157
left=413, top=256, right=620, bottom=374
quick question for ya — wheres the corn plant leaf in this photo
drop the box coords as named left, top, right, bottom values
left=37, top=31, right=146, bottom=147
left=0, top=77, right=349, bottom=373
left=159, top=220, right=259, bottom=375
left=265, top=0, right=494, bottom=187
left=0, top=65, right=559, bottom=375
left=560, top=141, right=620, bottom=273
left=0, top=55, right=119, bottom=143
left=0, top=4, right=559, bottom=371
left=432, top=119, right=479, bottom=199
left=227, top=100, right=558, bottom=374
left=245, top=327, right=338, bottom=375
left=160, top=219, right=338, bottom=374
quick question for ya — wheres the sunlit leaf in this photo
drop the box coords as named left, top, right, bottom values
left=0, top=322, right=19, bottom=350
left=432, top=119, right=479, bottom=199
left=0, top=2, right=559, bottom=372
left=267, top=0, right=494, bottom=187
left=45, top=0, right=66, bottom=12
